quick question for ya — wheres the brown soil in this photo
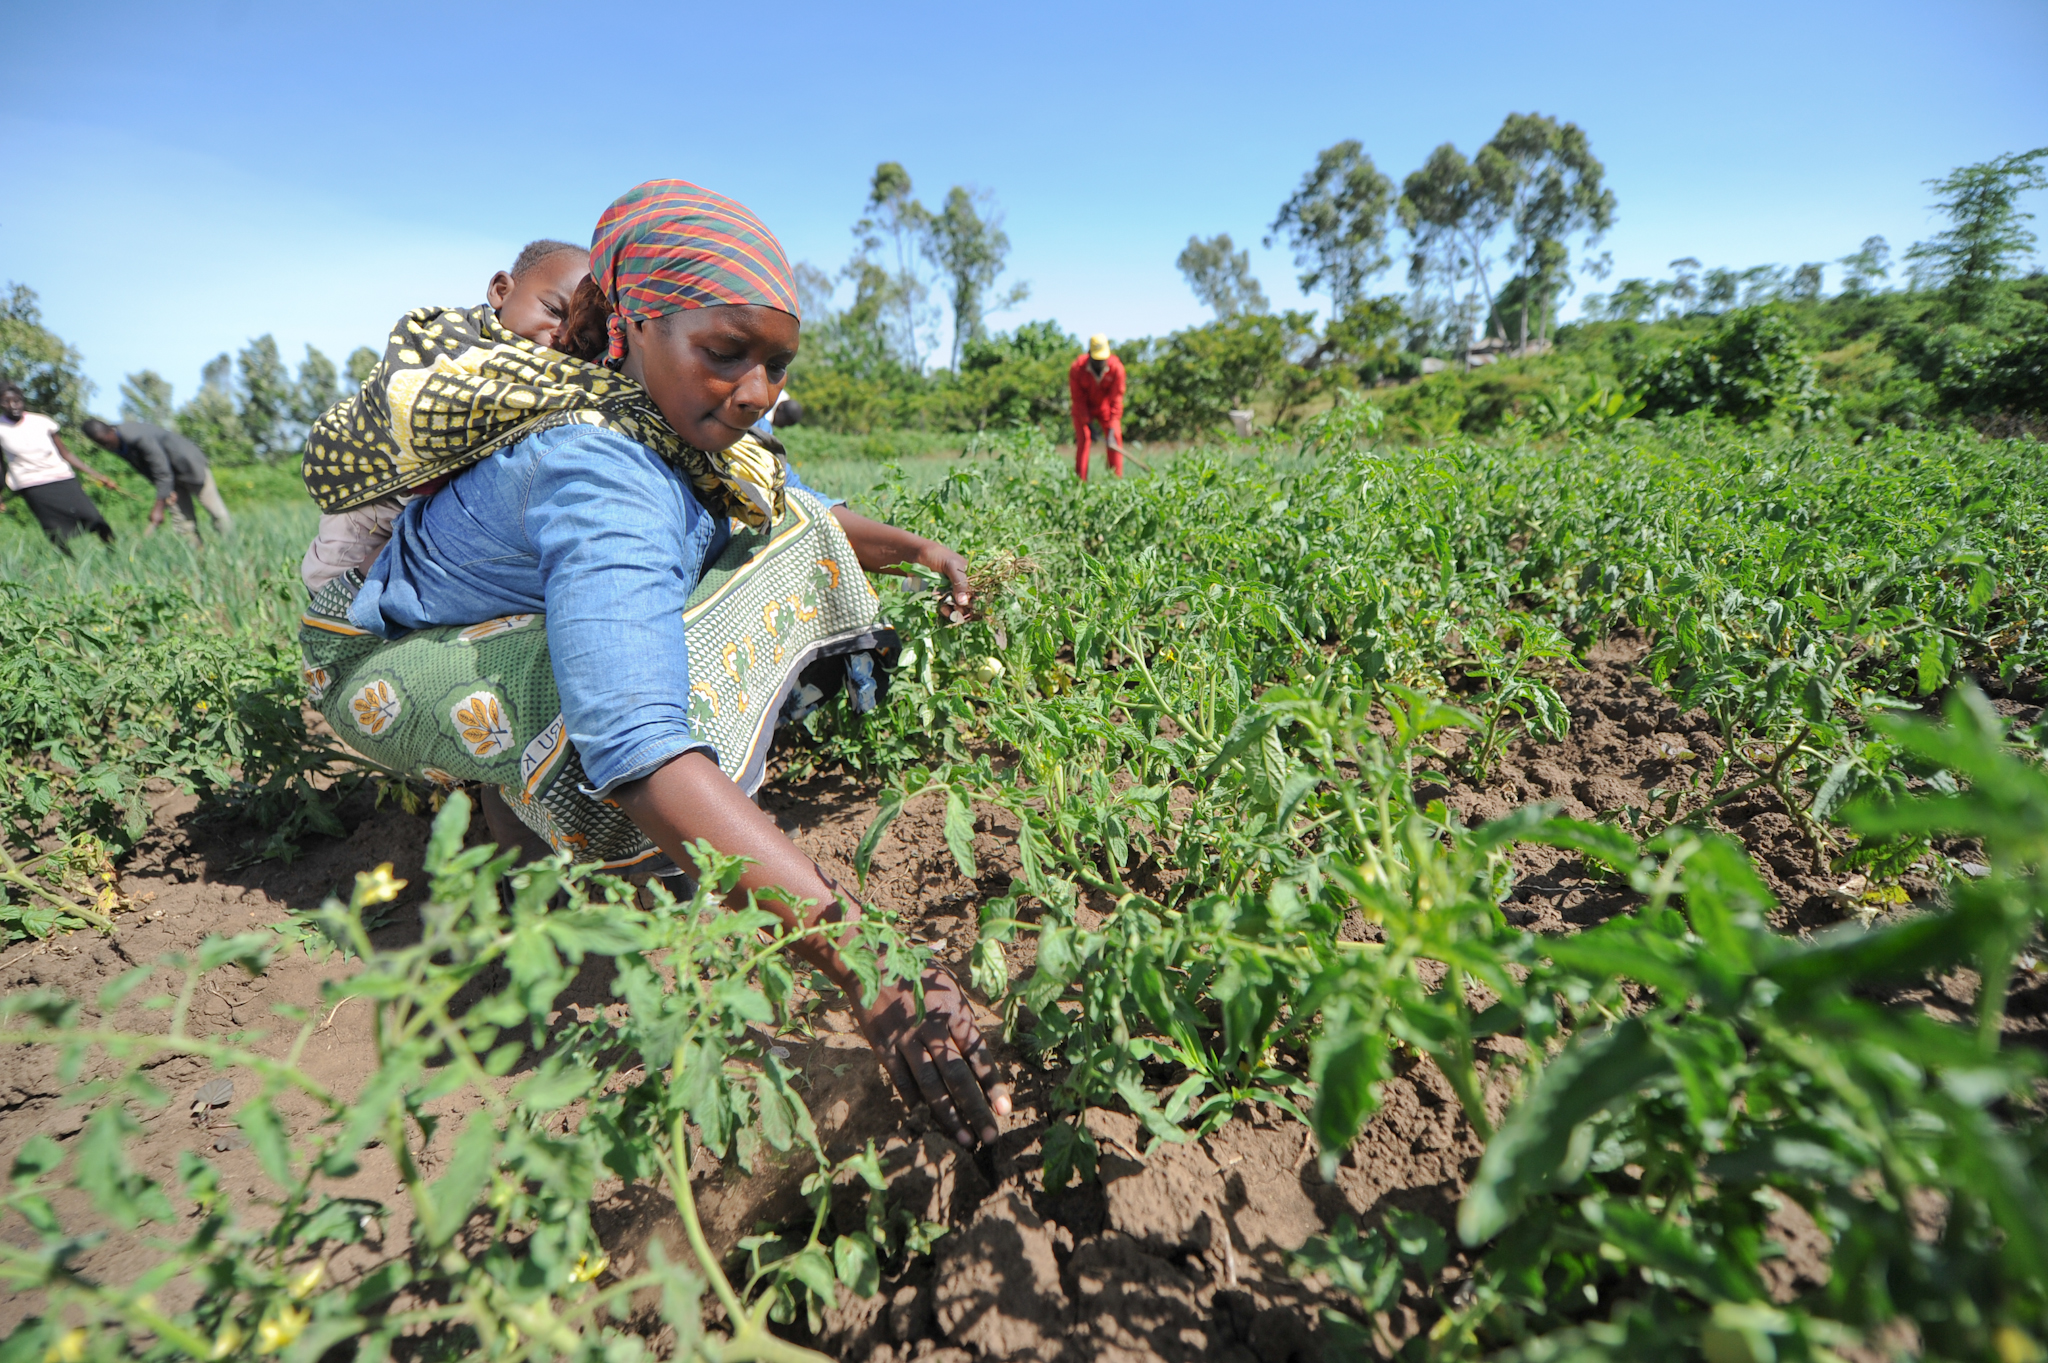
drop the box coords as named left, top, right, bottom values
left=2, top=636, right=2040, bottom=1360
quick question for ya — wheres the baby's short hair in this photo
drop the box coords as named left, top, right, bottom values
left=511, top=239, right=588, bottom=279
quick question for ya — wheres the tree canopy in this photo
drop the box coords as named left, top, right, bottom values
left=1177, top=234, right=1270, bottom=319
left=0, top=284, right=93, bottom=428
left=1267, top=141, right=1397, bottom=313
left=1905, top=148, right=2048, bottom=320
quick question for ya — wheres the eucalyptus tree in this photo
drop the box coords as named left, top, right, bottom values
left=292, top=346, right=341, bottom=428
left=175, top=354, right=249, bottom=465
left=1482, top=113, right=1615, bottom=345
left=1590, top=277, right=1659, bottom=322
left=1665, top=258, right=1702, bottom=317
left=1267, top=140, right=1397, bottom=315
left=790, top=262, right=837, bottom=324
left=119, top=370, right=175, bottom=427
left=1177, top=234, right=1270, bottom=319
left=850, top=162, right=936, bottom=370
left=1398, top=142, right=1510, bottom=347
left=1397, top=146, right=1472, bottom=339
left=1702, top=267, right=1740, bottom=314
left=926, top=186, right=1028, bottom=369
left=235, top=335, right=296, bottom=461
left=1837, top=236, right=1892, bottom=295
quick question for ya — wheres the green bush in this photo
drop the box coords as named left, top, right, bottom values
left=1632, top=306, right=1833, bottom=426
left=1122, top=312, right=1322, bottom=439
left=1885, top=293, right=2048, bottom=425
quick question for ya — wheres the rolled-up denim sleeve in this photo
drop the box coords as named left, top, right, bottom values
left=526, top=427, right=717, bottom=797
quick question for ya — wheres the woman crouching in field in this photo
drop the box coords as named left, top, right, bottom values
left=296, top=179, right=1008, bottom=1147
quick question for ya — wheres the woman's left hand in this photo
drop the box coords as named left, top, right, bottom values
left=856, top=965, right=1011, bottom=1147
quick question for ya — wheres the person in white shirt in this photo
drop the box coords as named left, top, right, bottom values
left=0, top=384, right=119, bottom=553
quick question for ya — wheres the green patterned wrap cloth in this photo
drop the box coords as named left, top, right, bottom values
left=299, top=487, right=893, bottom=869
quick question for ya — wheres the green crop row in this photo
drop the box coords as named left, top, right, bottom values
left=5, top=704, right=2040, bottom=1361
left=811, top=412, right=2048, bottom=1356
left=0, top=596, right=346, bottom=941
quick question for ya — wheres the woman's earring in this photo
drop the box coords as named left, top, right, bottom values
left=605, top=313, right=629, bottom=370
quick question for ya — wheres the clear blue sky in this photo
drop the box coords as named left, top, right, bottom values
left=6, top=0, right=2045, bottom=411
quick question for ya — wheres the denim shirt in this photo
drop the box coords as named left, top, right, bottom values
left=347, top=422, right=836, bottom=797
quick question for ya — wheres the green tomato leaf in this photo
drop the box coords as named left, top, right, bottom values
left=833, top=1231, right=881, bottom=1297
left=944, top=787, right=977, bottom=879
left=854, top=787, right=907, bottom=891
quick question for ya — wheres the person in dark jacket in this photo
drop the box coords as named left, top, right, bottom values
left=81, top=418, right=233, bottom=540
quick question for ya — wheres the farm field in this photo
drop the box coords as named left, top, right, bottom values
left=3, top=412, right=2047, bottom=1363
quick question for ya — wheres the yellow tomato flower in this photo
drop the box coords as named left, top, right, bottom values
left=569, top=1251, right=609, bottom=1284
left=255, top=1305, right=308, bottom=1354
left=209, top=1323, right=245, bottom=1360
left=44, top=1328, right=88, bottom=1363
left=285, top=1262, right=325, bottom=1299
left=194, top=700, right=210, bottom=713
left=1995, top=1324, right=2044, bottom=1363
left=354, top=864, right=407, bottom=906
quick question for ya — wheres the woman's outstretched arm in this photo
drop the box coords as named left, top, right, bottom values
left=831, top=507, right=971, bottom=620
left=613, top=749, right=1011, bottom=1147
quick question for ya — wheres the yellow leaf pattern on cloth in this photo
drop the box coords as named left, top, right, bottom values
left=350, top=680, right=401, bottom=736
left=451, top=692, right=513, bottom=758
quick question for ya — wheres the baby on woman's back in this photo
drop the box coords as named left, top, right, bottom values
left=299, top=240, right=590, bottom=594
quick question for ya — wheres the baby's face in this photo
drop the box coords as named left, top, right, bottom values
left=491, top=251, right=590, bottom=350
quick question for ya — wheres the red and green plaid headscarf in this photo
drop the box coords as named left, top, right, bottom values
left=590, top=179, right=800, bottom=364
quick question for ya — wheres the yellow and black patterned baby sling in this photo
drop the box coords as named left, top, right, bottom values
left=302, top=303, right=786, bottom=527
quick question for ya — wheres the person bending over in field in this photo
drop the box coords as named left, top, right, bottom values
left=0, top=383, right=119, bottom=553
left=296, top=180, right=1008, bottom=1147
left=1068, top=334, right=1126, bottom=482
left=299, top=238, right=592, bottom=595
left=81, top=416, right=233, bottom=542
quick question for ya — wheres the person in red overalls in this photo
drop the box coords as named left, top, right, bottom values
left=1068, top=333, right=1126, bottom=481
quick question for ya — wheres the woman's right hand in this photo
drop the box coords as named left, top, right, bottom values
left=615, top=753, right=1011, bottom=1146
left=854, top=965, right=1010, bottom=1147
